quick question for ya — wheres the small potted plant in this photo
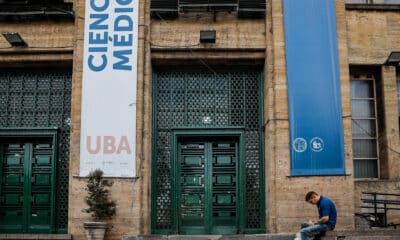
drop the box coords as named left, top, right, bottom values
left=83, top=169, right=116, bottom=240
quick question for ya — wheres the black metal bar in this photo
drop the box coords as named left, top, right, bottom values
left=362, top=192, right=400, bottom=197
left=373, top=193, right=379, bottom=226
left=361, top=192, right=400, bottom=228
left=361, top=206, right=400, bottom=210
left=384, top=202, right=388, bottom=227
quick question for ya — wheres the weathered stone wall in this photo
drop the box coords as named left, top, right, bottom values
left=0, top=21, right=74, bottom=63
left=347, top=9, right=400, bottom=179
left=2, top=1, right=396, bottom=239
left=151, top=12, right=266, bottom=50
left=347, top=9, right=400, bottom=65
left=150, top=12, right=266, bottom=66
left=265, top=0, right=355, bottom=233
left=68, top=0, right=151, bottom=239
left=347, top=7, right=400, bottom=221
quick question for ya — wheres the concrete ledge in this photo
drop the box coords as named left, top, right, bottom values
left=123, top=230, right=400, bottom=240
left=321, top=229, right=400, bottom=240
left=123, top=233, right=295, bottom=240
left=326, top=229, right=400, bottom=236
left=346, top=4, right=400, bottom=11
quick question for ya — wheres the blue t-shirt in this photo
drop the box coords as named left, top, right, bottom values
left=317, top=196, right=337, bottom=229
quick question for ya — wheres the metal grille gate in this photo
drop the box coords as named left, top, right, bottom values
left=0, top=69, right=71, bottom=233
left=152, top=68, right=264, bottom=234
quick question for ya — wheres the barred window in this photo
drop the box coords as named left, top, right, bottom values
left=350, top=75, right=379, bottom=178
left=346, top=0, right=400, bottom=4
left=151, top=0, right=265, bottom=18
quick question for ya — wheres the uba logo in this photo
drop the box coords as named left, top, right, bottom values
left=86, top=136, right=132, bottom=154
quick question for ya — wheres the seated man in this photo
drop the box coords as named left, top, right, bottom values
left=294, top=191, right=337, bottom=240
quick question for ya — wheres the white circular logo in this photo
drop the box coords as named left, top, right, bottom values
left=310, top=137, right=324, bottom=152
left=293, top=138, right=307, bottom=153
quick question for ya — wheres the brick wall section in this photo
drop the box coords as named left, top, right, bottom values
left=0, top=21, right=74, bottom=63
left=347, top=10, right=400, bottom=65
left=265, top=0, right=355, bottom=233
left=68, top=0, right=151, bottom=239
left=150, top=13, right=266, bottom=50
left=380, top=66, right=400, bottom=179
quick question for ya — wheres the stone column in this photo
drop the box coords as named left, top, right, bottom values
left=137, top=0, right=152, bottom=234
left=381, top=66, right=400, bottom=179
left=265, top=0, right=290, bottom=233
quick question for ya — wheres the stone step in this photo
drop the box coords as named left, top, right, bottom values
left=321, top=229, right=400, bottom=240
left=124, top=230, right=400, bottom=240
left=0, top=234, right=72, bottom=240
left=330, top=237, right=397, bottom=240
left=123, top=234, right=296, bottom=240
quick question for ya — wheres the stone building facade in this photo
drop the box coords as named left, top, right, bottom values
left=0, top=0, right=399, bottom=239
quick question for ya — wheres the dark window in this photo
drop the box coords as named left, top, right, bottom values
left=350, top=74, right=379, bottom=178
left=0, top=0, right=65, bottom=4
left=151, top=0, right=265, bottom=18
left=346, top=0, right=400, bottom=4
left=0, top=0, right=73, bottom=19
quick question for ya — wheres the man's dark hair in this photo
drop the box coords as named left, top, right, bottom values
left=305, top=191, right=318, bottom=201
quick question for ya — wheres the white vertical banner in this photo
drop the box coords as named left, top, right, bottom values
left=80, top=0, right=139, bottom=177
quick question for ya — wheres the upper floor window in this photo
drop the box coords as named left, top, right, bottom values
left=0, top=0, right=73, bottom=19
left=151, top=0, right=265, bottom=19
left=351, top=74, right=379, bottom=178
left=346, top=0, right=400, bottom=4
left=0, top=0, right=66, bottom=4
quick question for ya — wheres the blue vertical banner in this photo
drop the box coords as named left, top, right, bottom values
left=283, top=0, right=346, bottom=176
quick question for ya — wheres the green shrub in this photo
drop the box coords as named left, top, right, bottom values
left=83, top=169, right=116, bottom=220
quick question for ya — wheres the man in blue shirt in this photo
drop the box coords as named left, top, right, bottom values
left=295, top=191, right=337, bottom=240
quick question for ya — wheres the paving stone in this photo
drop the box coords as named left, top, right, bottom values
left=0, top=235, right=72, bottom=240
left=124, top=230, right=400, bottom=240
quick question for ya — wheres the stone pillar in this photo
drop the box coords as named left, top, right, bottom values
left=137, top=0, right=152, bottom=234
left=265, top=0, right=290, bottom=233
left=380, top=66, right=400, bottom=179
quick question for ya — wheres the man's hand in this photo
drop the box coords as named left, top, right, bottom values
left=319, top=216, right=329, bottom=224
left=307, top=216, right=329, bottom=226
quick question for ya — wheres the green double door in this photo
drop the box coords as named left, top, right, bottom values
left=0, top=139, right=55, bottom=233
left=177, top=138, right=242, bottom=234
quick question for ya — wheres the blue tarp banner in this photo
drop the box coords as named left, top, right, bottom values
left=283, top=0, right=346, bottom=176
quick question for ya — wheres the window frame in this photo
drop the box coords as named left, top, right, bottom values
left=346, top=0, right=400, bottom=4
left=350, top=74, right=380, bottom=179
left=397, top=68, right=400, bottom=133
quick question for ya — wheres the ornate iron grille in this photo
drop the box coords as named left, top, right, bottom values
left=151, top=0, right=265, bottom=18
left=0, top=68, right=71, bottom=232
left=153, top=68, right=264, bottom=232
